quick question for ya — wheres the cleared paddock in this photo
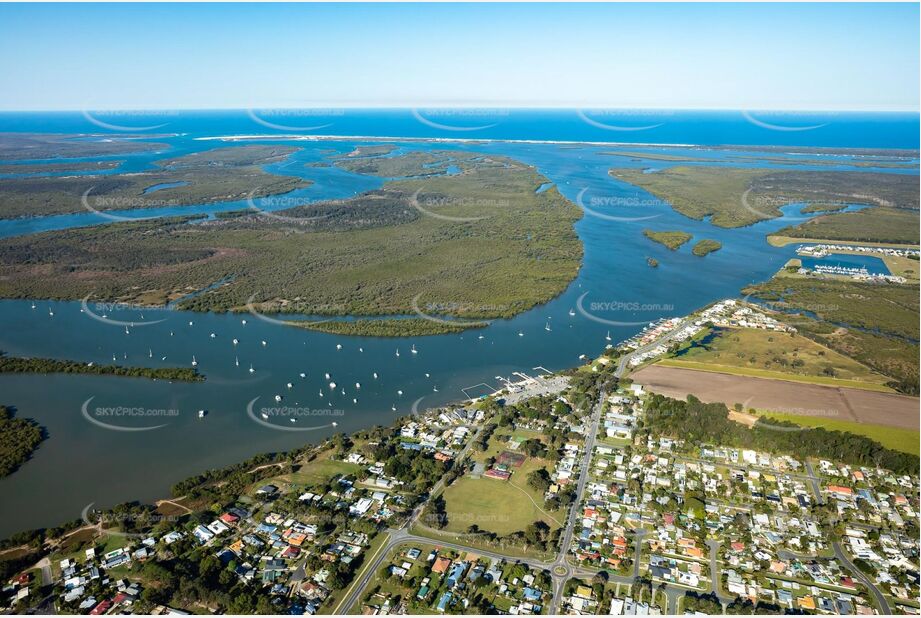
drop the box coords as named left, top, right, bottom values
left=633, top=364, right=919, bottom=430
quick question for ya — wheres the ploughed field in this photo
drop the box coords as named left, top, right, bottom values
left=632, top=364, right=920, bottom=431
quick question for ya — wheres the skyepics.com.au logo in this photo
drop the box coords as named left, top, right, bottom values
left=576, top=108, right=672, bottom=132
left=80, top=503, right=183, bottom=539
left=576, top=292, right=675, bottom=327
left=245, top=188, right=333, bottom=225
left=246, top=107, right=345, bottom=132
left=410, top=188, right=507, bottom=223
left=740, top=110, right=833, bottom=132
left=246, top=397, right=342, bottom=432
left=81, top=294, right=168, bottom=328
left=738, top=294, right=839, bottom=328
left=576, top=188, right=663, bottom=223
left=81, top=397, right=179, bottom=432
left=80, top=186, right=182, bottom=222
left=411, top=108, right=508, bottom=132
left=245, top=294, right=342, bottom=328
left=411, top=293, right=508, bottom=329
left=81, top=108, right=179, bottom=132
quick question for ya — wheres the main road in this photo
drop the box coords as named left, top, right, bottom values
left=337, top=321, right=691, bottom=615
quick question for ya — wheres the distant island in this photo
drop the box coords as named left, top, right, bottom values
left=0, top=146, right=583, bottom=337
left=691, top=239, right=722, bottom=256
left=642, top=229, right=692, bottom=250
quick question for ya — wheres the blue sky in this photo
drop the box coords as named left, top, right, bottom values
left=0, top=3, right=918, bottom=111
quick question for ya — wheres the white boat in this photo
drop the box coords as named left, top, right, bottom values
left=112, top=354, right=116, bottom=362
left=124, top=326, right=129, bottom=335
left=235, top=356, right=239, bottom=367
left=358, top=347, right=363, bottom=352
left=198, top=410, right=206, bottom=418
left=248, top=364, right=255, bottom=373
left=329, top=381, right=337, bottom=389
left=332, top=421, right=338, bottom=427
left=191, top=356, right=198, bottom=367
left=261, top=412, right=269, bottom=419
left=545, top=320, right=551, bottom=332
left=352, top=398, right=357, bottom=404
left=86, top=362, right=94, bottom=367
left=518, top=331, right=524, bottom=337
left=336, top=344, right=342, bottom=350
left=391, top=405, right=397, bottom=411
left=286, top=382, right=293, bottom=389
left=48, top=308, right=54, bottom=317
left=395, top=349, right=400, bottom=357
left=209, top=333, right=216, bottom=338
left=605, top=331, right=612, bottom=341
left=274, top=394, right=282, bottom=402
left=241, top=319, right=247, bottom=325
left=355, top=382, right=361, bottom=389
left=188, top=321, right=193, bottom=326
left=424, top=373, right=430, bottom=378
left=433, top=386, right=439, bottom=392
left=568, top=309, right=576, bottom=316
left=477, top=334, right=485, bottom=339
left=289, top=418, right=296, bottom=423
left=261, top=340, right=267, bottom=347
left=411, top=344, right=418, bottom=354
left=397, top=390, right=403, bottom=396
left=232, top=338, right=238, bottom=345
left=299, top=372, right=306, bottom=378
left=31, top=302, right=35, bottom=309
left=373, top=372, right=379, bottom=379
left=319, top=390, right=324, bottom=396
left=161, top=356, right=167, bottom=361
left=324, top=372, right=331, bottom=380
left=148, top=349, right=152, bottom=358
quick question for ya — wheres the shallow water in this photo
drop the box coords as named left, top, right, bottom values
left=0, top=111, right=916, bottom=537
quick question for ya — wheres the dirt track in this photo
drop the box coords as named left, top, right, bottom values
left=632, top=365, right=919, bottom=430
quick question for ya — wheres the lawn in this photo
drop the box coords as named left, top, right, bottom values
left=755, top=411, right=920, bottom=455
left=661, top=327, right=894, bottom=392
left=439, top=429, right=563, bottom=537
left=270, top=456, right=360, bottom=489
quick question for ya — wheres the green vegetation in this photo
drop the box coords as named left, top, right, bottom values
left=0, top=406, right=45, bottom=478
left=599, top=151, right=719, bottom=162
left=334, top=150, right=481, bottom=177
left=0, top=132, right=166, bottom=160
left=0, top=160, right=123, bottom=174
left=754, top=410, right=920, bottom=455
left=0, top=145, right=309, bottom=218
left=644, top=394, right=919, bottom=475
left=797, top=203, right=849, bottom=214
left=338, top=145, right=397, bottom=158
left=642, top=229, right=692, bottom=250
left=290, top=317, right=478, bottom=337
left=742, top=277, right=919, bottom=393
left=691, top=239, right=722, bottom=256
left=0, top=151, right=582, bottom=337
left=0, top=352, right=204, bottom=382
left=771, top=207, right=920, bottom=245
left=612, top=166, right=918, bottom=229
left=662, top=327, right=893, bottom=390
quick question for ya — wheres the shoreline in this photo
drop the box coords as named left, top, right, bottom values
left=192, top=133, right=920, bottom=156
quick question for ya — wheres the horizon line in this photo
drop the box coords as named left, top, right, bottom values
left=0, top=106, right=919, bottom=114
